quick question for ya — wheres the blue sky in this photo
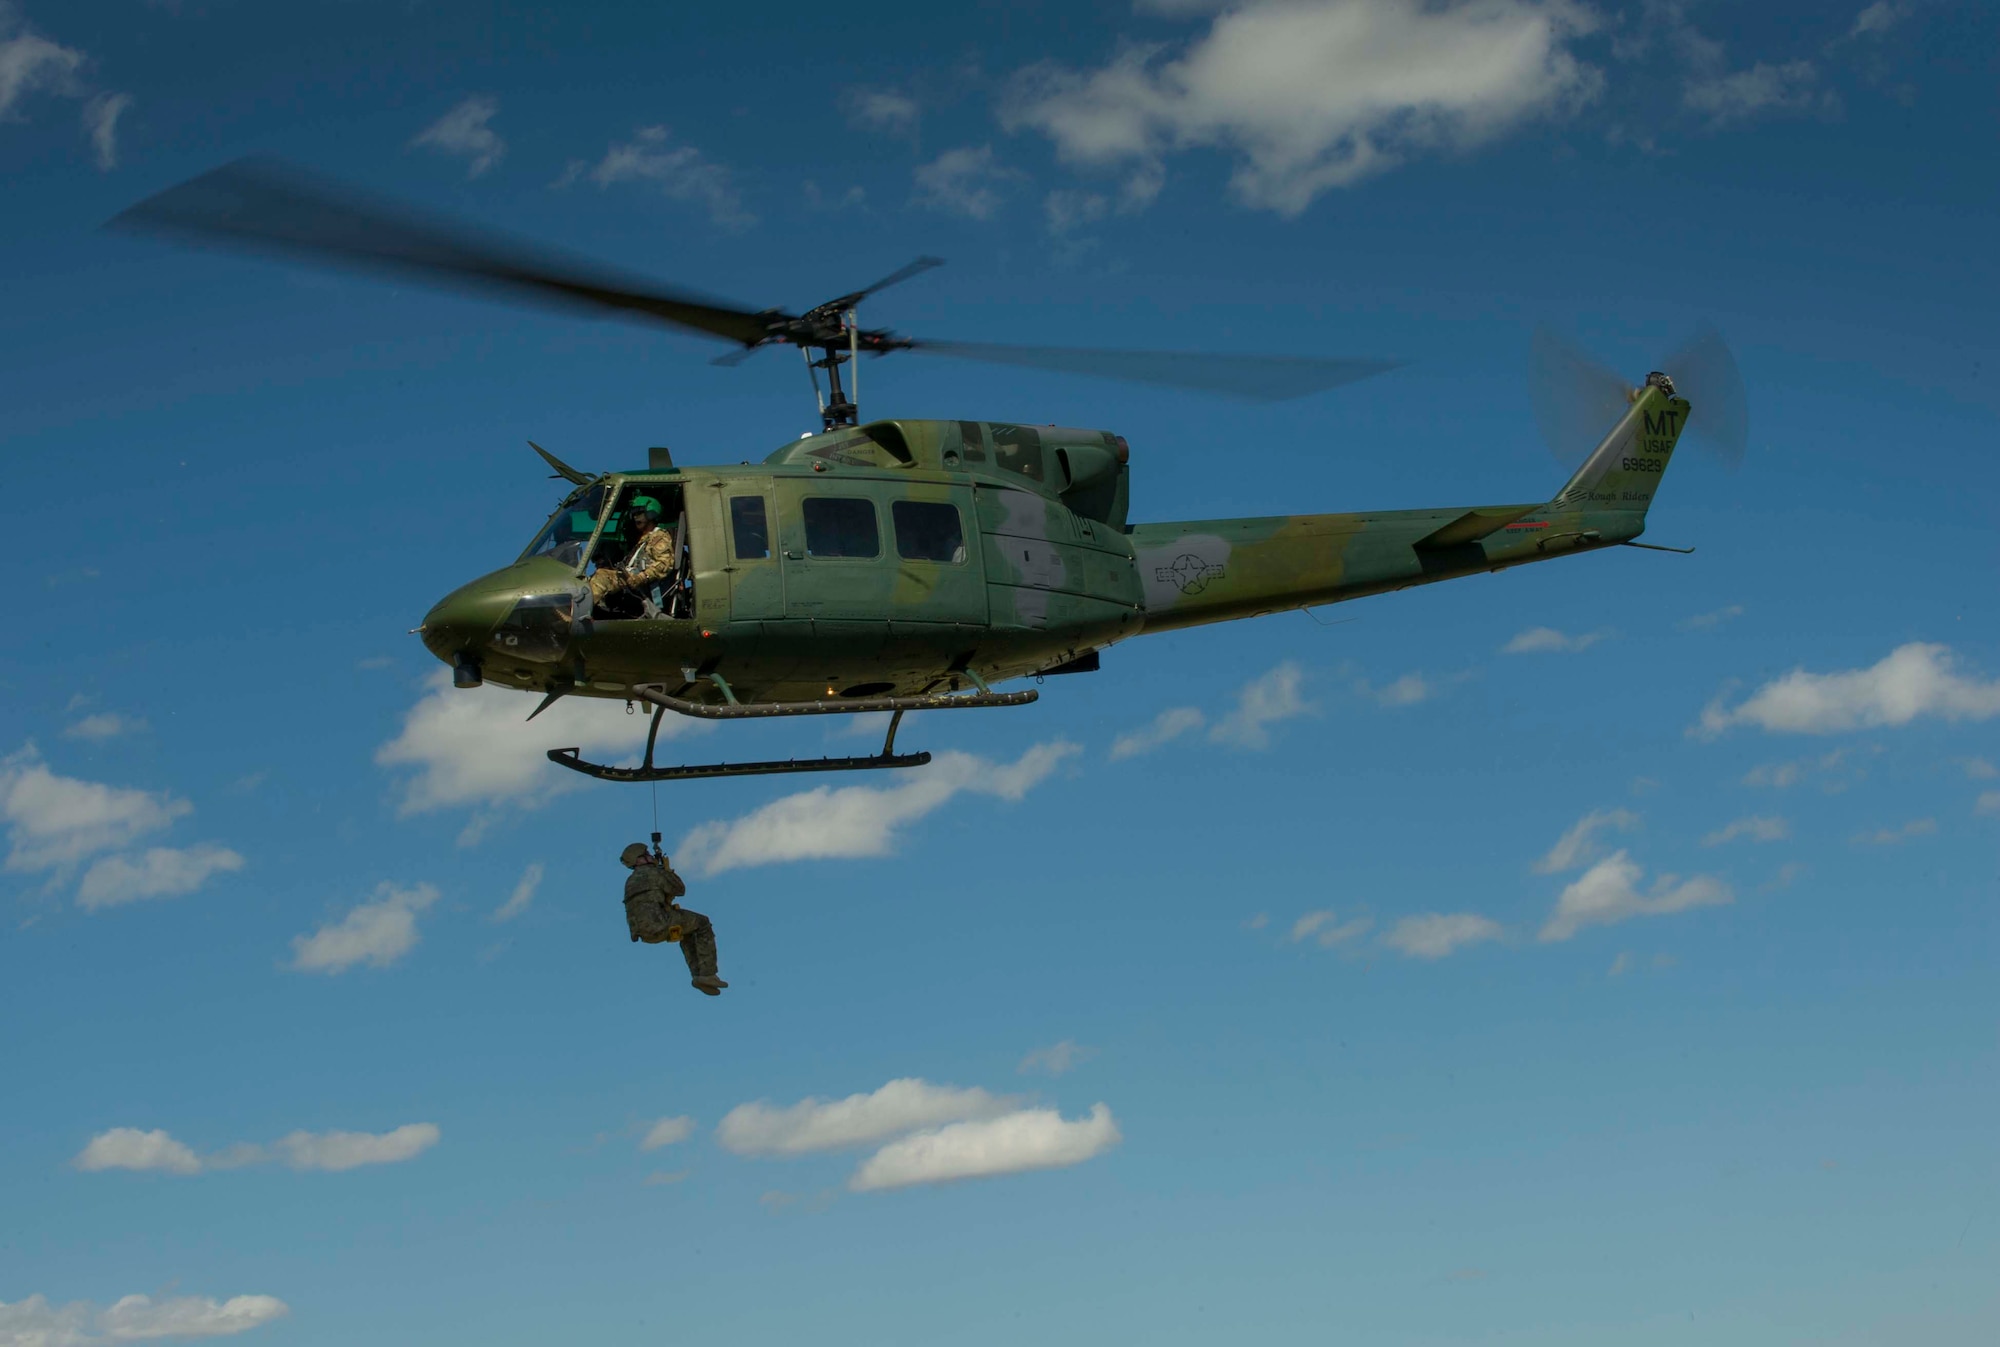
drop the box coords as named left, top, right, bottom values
left=3, top=2, right=1997, bottom=1344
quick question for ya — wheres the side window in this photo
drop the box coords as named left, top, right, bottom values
left=992, top=425, right=1043, bottom=481
left=729, top=496, right=769, bottom=559
left=956, top=420, right=988, bottom=464
left=893, top=500, right=965, bottom=563
left=801, top=496, right=879, bottom=558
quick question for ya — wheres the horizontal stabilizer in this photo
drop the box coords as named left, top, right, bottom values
left=1414, top=506, right=1540, bottom=550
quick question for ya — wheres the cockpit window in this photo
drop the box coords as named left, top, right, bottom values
left=523, top=484, right=608, bottom=567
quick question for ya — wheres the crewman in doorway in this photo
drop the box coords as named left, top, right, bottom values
left=588, top=496, right=677, bottom=610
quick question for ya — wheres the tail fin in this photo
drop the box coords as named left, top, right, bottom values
left=1547, top=373, right=1691, bottom=515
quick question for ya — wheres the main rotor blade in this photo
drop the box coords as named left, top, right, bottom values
left=1529, top=325, right=1633, bottom=468
left=827, top=256, right=945, bottom=311
left=107, top=158, right=778, bottom=348
left=1663, top=324, right=1748, bottom=468
left=904, top=339, right=1402, bottom=401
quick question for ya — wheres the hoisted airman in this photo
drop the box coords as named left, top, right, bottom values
left=620, top=840, right=725, bottom=995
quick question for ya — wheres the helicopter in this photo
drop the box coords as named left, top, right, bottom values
left=112, top=160, right=1743, bottom=784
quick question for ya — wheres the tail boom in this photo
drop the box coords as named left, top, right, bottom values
left=1129, top=380, right=1690, bottom=635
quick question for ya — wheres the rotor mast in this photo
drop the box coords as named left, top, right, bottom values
left=800, top=308, right=863, bottom=432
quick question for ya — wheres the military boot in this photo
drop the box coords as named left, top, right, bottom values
left=691, top=975, right=728, bottom=996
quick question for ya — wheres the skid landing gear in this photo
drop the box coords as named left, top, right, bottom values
left=546, top=681, right=1037, bottom=783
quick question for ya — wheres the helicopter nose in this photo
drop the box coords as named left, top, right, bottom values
left=419, top=583, right=517, bottom=685
left=420, top=580, right=581, bottom=687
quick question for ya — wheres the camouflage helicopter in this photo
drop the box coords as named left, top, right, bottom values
left=114, top=162, right=1745, bottom=784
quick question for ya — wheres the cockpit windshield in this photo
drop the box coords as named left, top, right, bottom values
left=522, top=484, right=609, bottom=567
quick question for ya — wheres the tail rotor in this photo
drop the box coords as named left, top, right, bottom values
left=1660, top=324, right=1749, bottom=468
left=1530, top=323, right=1750, bottom=470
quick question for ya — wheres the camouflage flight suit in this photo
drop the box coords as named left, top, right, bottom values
left=588, top=525, right=677, bottom=606
left=623, top=857, right=719, bottom=980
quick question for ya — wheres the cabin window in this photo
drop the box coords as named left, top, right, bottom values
left=729, top=496, right=770, bottom=559
left=992, top=425, right=1043, bottom=481
left=893, top=500, right=966, bottom=563
left=801, top=496, right=879, bottom=558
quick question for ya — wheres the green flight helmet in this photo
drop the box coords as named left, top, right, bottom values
left=628, top=496, right=663, bottom=520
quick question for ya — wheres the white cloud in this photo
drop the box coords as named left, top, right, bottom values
left=273, top=1124, right=439, bottom=1171
left=1679, top=604, right=1744, bottom=631
left=0, top=1292, right=289, bottom=1346
left=1741, top=747, right=1863, bottom=790
left=0, top=747, right=190, bottom=876
left=1018, top=1041, right=1094, bottom=1076
left=1533, top=807, right=1637, bottom=874
left=849, top=1103, right=1120, bottom=1192
left=289, top=882, right=439, bottom=974
left=1684, top=59, right=1818, bottom=126
left=491, top=861, right=542, bottom=923
left=559, top=125, right=753, bottom=228
left=643, top=1169, right=690, bottom=1186
left=1607, top=950, right=1632, bottom=976
left=1763, top=860, right=1805, bottom=892
left=410, top=94, right=506, bottom=177
left=641, top=1115, right=694, bottom=1151
left=81, top=90, right=129, bottom=171
left=72, top=1127, right=202, bottom=1175
left=1381, top=912, right=1503, bottom=959
left=843, top=87, right=918, bottom=137
left=1697, top=643, right=2000, bottom=737
left=1045, top=188, right=1111, bottom=236
left=1004, top=0, right=1602, bottom=216
left=1539, top=850, right=1731, bottom=942
left=912, top=144, right=1023, bottom=220
left=1625, top=4, right=1823, bottom=128
left=1350, top=670, right=1431, bottom=708
left=1963, top=757, right=1997, bottom=780
left=1976, top=790, right=2000, bottom=818
left=675, top=741, right=1075, bottom=878
left=1501, top=625, right=1607, bottom=654
left=801, top=180, right=866, bottom=212
left=1850, top=818, right=1936, bottom=846
left=1849, top=2, right=1902, bottom=38
left=1700, top=815, right=1788, bottom=847
left=62, top=712, right=144, bottom=742
left=1211, top=661, right=1312, bottom=746
left=717, top=1078, right=1017, bottom=1157
left=1285, top=909, right=1372, bottom=947
left=98, top=1295, right=288, bottom=1342
left=73, top=1123, right=439, bottom=1176
left=1109, top=706, right=1204, bottom=760
left=0, top=6, right=84, bottom=121
left=75, top=844, right=245, bottom=910
left=376, top=671, right=682, bottom=836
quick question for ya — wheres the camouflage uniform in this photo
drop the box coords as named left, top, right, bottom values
left=623, top=855, right=719, bottom=981
left=588, top=525, right=676, bottom=605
